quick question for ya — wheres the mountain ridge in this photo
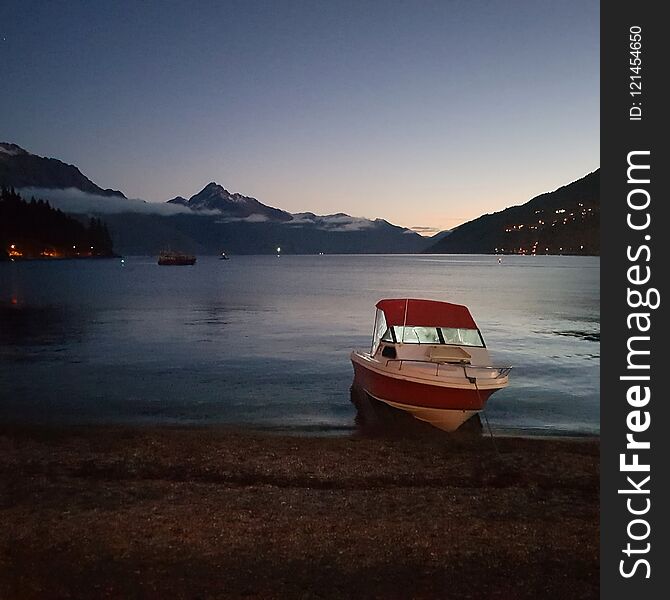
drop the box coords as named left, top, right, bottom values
left=0, top=142, right=427, bottom=254
left=424, top=170, right=599, bottom=255
left=0, top=142, right=126, bottom=198
left=168, top=182, right=293, bottom=221
left=1, top=141, right=599, bottom=255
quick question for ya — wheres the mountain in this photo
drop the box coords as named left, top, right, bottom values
left=165, top=196, right=188, bottom=205
left=424, top=170, right=600, bottom=255
left=1, top=142, right=428, bottom=254
left=426, top=229, right=452, bottom=245
left=147, top=182, right=427, bottom=254
left=167, top=182, right=292, bottom=221
left=3, top=140, right=597, bottom=256
left=0, top=142, right=126, bottom=198
left=98, top=211, right=428, bottom=255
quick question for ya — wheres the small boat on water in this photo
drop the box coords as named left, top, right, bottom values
left=350, top=298, right=511, bottom=432
left=219, top=252, right=230, bottom=260
left=157, top=251, right=196, bottom=266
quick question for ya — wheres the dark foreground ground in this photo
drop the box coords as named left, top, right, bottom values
left=0, top=426, right=599, bottom=599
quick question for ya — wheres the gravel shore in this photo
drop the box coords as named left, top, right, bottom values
left=0, top=425, right=599, bottom=599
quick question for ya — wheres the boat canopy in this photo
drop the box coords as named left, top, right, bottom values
left=375, top=299, right=477, bottom=330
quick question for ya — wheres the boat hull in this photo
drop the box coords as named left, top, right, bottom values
left=158, top=257, right=196, bottom=266
left=350, top=384, right=483, bottom=436
left=351, top=352, right=505, bottom=432
left=378, top=398, right=480, bottom=433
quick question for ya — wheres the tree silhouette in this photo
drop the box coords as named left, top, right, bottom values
left=0, top=188, right=116, bottom=259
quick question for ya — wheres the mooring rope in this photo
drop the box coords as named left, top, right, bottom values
left=472, top=375, right=501, bottom=457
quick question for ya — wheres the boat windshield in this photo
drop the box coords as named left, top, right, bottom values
left=370, top=309, right=388, bottom=354
left=381, top=326, right=484, bottom=347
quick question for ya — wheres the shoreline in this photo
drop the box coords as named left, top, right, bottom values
left=0, top=421, right=602, bottom=447
left=1, top=254, right=119, bottom=262
left=0, top=424, right=599, bottom=599
left=0, top=417, right=600, bottom=434
left=1, top=252, right=601, bottom=260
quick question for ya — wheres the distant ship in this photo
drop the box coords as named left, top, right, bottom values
left=219, top=252, right=230, bottom=260
left=157, top=251, right=196, bottom=266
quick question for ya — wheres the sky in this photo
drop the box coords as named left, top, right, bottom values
left=0, top=0, right=599, bottom=233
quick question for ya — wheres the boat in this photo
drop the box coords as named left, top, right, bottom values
left=157, top=251, right=196, bottom=266
left=219, top=252, right=230, bottom=260
left=350, top=298, right=511, bottom=432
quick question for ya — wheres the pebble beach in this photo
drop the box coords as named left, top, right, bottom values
left=0, top=425, right=599, bottom=599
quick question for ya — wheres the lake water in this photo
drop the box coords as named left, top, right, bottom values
left=0, top=255, right=599, bottom=435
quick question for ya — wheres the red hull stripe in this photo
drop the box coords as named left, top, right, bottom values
left=352, top=361, right=495, bottom=410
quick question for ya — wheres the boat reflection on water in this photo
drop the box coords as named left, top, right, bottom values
left=350, top=383, right=482, bottom=438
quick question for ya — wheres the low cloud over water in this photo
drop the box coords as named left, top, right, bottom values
left=17, top=187, right=195, bottom=216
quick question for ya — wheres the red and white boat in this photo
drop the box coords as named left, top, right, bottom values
left=350, top=298, right=511, bottom=432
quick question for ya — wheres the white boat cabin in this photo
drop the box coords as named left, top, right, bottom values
left=369, top=299, right=494, bottom=367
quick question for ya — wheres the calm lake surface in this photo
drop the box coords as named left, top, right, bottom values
left=0, top=255, right=599, bottom=435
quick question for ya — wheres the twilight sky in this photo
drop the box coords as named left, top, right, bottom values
left=0, top=0, right=598, bottom=233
